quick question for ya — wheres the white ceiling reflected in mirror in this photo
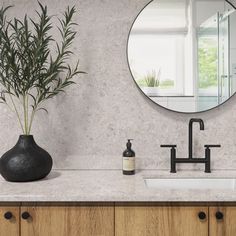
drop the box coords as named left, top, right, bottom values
left=128, top=0, right=236, bottom=113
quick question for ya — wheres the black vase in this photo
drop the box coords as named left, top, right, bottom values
left=0, top=135, right=53, bottom=182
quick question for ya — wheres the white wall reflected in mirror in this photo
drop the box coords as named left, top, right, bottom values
left=128, top=0, right=236, bottom=112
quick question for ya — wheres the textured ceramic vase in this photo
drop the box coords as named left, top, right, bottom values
left=0, top=135, right=53, bottom=182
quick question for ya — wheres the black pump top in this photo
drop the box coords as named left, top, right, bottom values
left=123, top=139, right=135, bottom=157
left=126, top=139, right=133, bottom=149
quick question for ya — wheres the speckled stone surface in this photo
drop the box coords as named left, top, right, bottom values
left=0, top=0, right=236, bottom=171
left=1, top=170, right=236, bottom=202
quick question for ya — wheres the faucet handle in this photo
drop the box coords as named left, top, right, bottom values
left=204, top=145, right=221, bottom=173
left=161, top=145, right=177, bottom=173
left=160, top=145, right=177, bottom=148
left=204, top=145, right=221, bottom=148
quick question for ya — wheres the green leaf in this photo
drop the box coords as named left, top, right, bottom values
left=36, top=107, right=48, bottom=114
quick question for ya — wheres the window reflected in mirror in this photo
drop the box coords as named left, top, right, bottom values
left=128, top=0, right=236, bottom=113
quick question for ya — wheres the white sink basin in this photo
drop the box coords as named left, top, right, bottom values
left=144, top=178, right=236, bottom=190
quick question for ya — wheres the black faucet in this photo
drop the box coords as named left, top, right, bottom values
left=161, top=118, right=221, bottom=173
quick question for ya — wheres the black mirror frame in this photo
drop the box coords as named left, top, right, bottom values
left=126, top=0, right=236, bottom=114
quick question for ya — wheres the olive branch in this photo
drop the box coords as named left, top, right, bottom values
left=0, top=2, right=85, bottom=135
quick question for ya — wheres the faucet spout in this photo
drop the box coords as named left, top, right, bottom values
left=189, top=118, right=204, bottom=159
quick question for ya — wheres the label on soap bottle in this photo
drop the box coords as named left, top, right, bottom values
left=123, top=157, right=135, bottom=171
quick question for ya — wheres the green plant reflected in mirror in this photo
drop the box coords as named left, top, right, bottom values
left=128, top=0, right=236, bottom=113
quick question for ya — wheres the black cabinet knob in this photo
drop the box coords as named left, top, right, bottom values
left=21, top=212, right=30, bottom=220
left=215, top=211, right=224, bottom=220
left=198, top=211, right=206, bottom=220
left=4, top=211, right=13, bottom=220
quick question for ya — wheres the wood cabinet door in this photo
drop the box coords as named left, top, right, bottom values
left=210, top=206, right=236, bottom=236
left=21, top=204, right=114, bottom=236
left=0, top=206, right=20, bottom=236
left=115, top=204, right=208, bottom=236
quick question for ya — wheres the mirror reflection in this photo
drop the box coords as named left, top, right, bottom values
left=128, top=0, right=236, bottom=112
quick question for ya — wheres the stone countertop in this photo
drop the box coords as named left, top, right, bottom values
left=1, top=169, right=236, bottom=202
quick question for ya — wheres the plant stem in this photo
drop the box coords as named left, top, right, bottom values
left=26, top=94, right=29, bottom=134
left=23, top=94, right=29, bottom=135
left=28, top=92, right=40, bottom=134
left=9, top=94, right=24, bottom=134
left=28, top=109, right=36, bottom=134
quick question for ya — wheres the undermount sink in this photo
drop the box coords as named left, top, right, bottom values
left=144, top=178, right=236, bottom=190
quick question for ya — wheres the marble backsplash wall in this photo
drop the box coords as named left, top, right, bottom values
left=1, top=0, right=236, bottom=171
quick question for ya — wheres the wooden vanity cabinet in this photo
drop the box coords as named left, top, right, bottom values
left=1, top=204, right=236, bottom=236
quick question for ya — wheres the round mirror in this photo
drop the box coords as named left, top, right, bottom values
left=128, top=0, right=236, bottom=113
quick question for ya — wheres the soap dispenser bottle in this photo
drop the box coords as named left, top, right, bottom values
left=123, top=139, right=135, bottom=175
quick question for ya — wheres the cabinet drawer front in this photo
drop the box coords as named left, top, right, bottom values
left=210, top=207, right=236, bottom=236
left=0, top=207, right=20, bottom=236
left=115, top=205, right=208, bottom=236
left=21, top=205, right=114, bottom=236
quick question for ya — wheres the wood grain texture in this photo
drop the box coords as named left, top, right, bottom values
left=21, top=205, right=114, bottom=236
left=210, top=206, right=236, bottom=236
left=115, top=205, right=208, bottom=236
left=0, top=207, right=20, bottom=236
